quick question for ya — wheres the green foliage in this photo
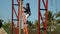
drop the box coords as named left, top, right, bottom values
left=3, top=22, right=11, bottom=28
left=27, top=21, right=33, bottom=29
left=56, top=11, right=60, bottom=18
left=27, top=21, right=33, bottom=26
left=44, top=11, right=60, bottom=33
left=44, top=11, right=56, bottom=32
left=0, top=11, right=60, bottom=34
left=2, top=20, right=11, bottom=34
left=56, top=19, right=60, bottom=23
left=34, top=20, right=38, bottom=28
left=27, top=20, right=38, bottom=29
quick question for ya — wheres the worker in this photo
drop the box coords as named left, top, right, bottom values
left=23, top=3, right=31, bottom=20
left=23, top=3, right=31, bottom=24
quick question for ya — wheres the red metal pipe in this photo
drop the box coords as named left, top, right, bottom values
left=38, top=0, right=48, bottom=34
left=42, top=0, right=48, bottom=34
left=38, top=0, right=41, bottom=34
left=12, top=0, right=20, bottom=34
left=17, top=0, right=20, bottom=34
left=44, top=0, right=48, bottom=34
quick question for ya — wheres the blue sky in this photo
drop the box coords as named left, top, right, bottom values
left=0, top=0, right=60, bottom=22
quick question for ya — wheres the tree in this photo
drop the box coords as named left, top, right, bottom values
left=56, top=19, right=60, bottom=24
left=44, top=11, right=56, bottom=32
left=34, top=20, right=38, bottom=29
left=3, top=22, right=11, bottom=28
left=27, top=21, right=33, bottom=29
left=56, top=11, right=60, bottom=23
left=56, top=11, right=60, bottom=18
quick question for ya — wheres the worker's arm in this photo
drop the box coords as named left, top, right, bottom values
left=23, top=7, right=26, bottom=10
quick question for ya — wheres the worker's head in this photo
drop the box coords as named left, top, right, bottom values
left=0, top=20, right=2, bottom=28
left=26, top=3, right=30, bottom=7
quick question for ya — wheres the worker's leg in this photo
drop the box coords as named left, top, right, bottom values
left=25, top=14, right=29, bottom=21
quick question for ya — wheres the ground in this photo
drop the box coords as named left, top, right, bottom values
left=0, top=27, right=7, bottom=34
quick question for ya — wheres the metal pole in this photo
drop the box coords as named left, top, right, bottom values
left=38, top=0, right=48, bottom=34
left=17, top=0, right=21, bottom=34
left=18, top=0, right=24, bottom=34
left=38, top=0, right=41, bottom=34
left=44, top=0, right=48, bottom=34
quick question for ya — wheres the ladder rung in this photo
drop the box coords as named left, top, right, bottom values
left=40, top=9, right=46, bottom=10
left=13, top=4, right=18, bottom=6
left=13, top=19, right=18, bottom=21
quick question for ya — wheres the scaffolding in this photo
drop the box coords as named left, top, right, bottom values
left=11, top=0, right=48, bottom=34
left=38, top=0, right=48, bottom=34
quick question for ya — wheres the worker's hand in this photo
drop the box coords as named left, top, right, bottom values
left=23, top=7, right=25, bottom=9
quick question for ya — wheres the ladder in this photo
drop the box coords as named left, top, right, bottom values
left=12, top=0, right=28, bottom=34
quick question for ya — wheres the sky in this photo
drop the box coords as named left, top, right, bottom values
left=0, top=0, right=60, bottom=22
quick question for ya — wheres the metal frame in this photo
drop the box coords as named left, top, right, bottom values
left=12, top=0, right=28, bottom=34
left=12, top=0, right=21, bottom=34
left=11, top=0, right=48, bottom=34
left=38, top=0, right=48, bottom=34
